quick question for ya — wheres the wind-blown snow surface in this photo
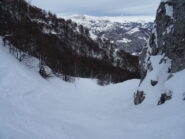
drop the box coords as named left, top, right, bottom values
left=0, top=43, right=185, bottom=139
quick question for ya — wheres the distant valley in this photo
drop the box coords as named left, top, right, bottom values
left=61, top=15, right=154, bottom=54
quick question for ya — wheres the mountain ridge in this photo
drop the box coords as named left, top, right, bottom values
left=61, top=14, right=154, bottom=54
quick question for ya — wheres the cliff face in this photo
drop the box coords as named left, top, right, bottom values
left=135, top=0, right=185, bottom=105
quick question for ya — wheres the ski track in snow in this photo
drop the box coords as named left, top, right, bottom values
left=0, top=41, right=185, bottom=139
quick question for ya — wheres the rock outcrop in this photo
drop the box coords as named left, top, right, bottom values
left=135, top=0, right=185, bottom=105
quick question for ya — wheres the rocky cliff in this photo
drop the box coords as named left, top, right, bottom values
left=134, top=0, right=185, bottom=105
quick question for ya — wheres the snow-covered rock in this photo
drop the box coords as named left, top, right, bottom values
left=135, top=0, right=185, bottom=105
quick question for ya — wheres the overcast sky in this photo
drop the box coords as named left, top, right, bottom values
left=31, top=0, right=161, bottom=16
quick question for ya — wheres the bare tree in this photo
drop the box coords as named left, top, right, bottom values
left=26, top=0, right=32, bottom=18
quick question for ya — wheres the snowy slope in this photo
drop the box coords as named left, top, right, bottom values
left=0, top=40, right=185, bottom=139
left=60, top=15, right=154, bottom=54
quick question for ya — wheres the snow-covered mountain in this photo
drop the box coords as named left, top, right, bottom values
left=0, top=0, right=185, bottom=138
left=61, top=15, right=154, bottom=54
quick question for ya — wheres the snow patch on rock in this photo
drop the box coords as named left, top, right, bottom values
left=165, top=4, right=174, bottom=18
left=138, top=54, right=171, bottom=105
left=127, top=28, right=140, bottom=34
left=117, top=38, right=132, bottom=43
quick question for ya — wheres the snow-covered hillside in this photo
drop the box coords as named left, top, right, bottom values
left=0, top=0, right=140, bottom=83
left=60, top=15, right=154, bottom=54
left=0, top=39, right=185, bottom=138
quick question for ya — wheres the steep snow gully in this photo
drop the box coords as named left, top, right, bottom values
left=0, top=38, right=185, bottom=139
